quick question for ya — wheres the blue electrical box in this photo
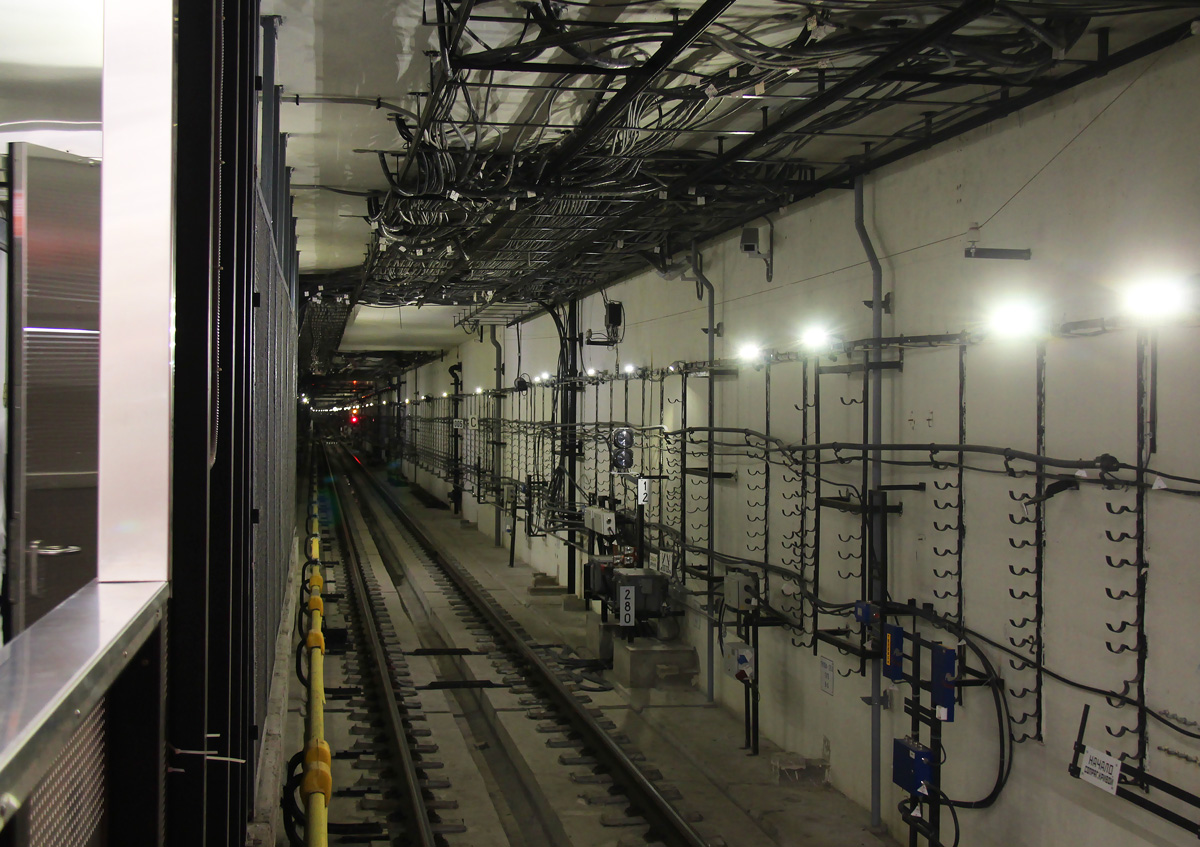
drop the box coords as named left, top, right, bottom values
left=892, top=737, right=933, bottom=795
left=883, top=623, right=904, bottom=681
left=930, top=643, right=957, bottom=722
left=853, top=601, right=880, bottom=625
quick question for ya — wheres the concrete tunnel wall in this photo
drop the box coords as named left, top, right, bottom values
left=397, top=34, right=1200, bottom=847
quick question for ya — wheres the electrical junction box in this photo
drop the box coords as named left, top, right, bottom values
left=612, top=568, right=669, bottom=620
left=583, top=556, right=615, bottom=599
left=583, top=506, right=616, bottom=536
left=882, top=623, right=905, bottom=681
left=723, top=638, right=755, bottom=681
left=930, top=644, right=957, bottom=722
left=892, top=737, right=932, bottom=796
left=723, top=571, right=757, bottom=610
left=605, top=301, right=623, bottom=331
left=853, top=601, right=880, bottom=625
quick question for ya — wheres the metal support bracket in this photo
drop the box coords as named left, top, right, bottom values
left=861, top=691, right=892, bottom=710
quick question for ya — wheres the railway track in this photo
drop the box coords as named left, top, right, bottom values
left=309, top=439, right=725, bottom=847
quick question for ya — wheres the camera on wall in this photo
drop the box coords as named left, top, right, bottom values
left=740, top=224, right=773, bottom=281
left=740, top=226, right=764, bottom=258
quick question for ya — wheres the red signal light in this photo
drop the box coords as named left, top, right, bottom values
left=350, top=415, right=358, bottom=424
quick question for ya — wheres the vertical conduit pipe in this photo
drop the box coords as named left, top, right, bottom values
left=566, top=300, right=580, bottom=594
left=491, top=326, right=503, bottom=546
left=855, top=175, right=885, bottom=829
left=688, top=246, right=718, bottom=702
left=449, top=363, right=463, bottom=512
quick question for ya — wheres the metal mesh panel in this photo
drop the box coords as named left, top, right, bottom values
left=28, top=699, right=106, bottom=847
left=250, top=191, right=297, bottom=783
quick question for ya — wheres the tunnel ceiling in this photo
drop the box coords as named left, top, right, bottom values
left=275, top=0, right=1199, bottom=363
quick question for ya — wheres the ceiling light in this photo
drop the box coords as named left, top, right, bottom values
left=586, top=368, right=596, bottom=377
left=540, top=371, right=551, bottom=381
left=738, top=343, right=761, bottom=361
left=1121, top=277, right=1192, bottom=323
left=533, top=375, right=541, bottom=383
left=985, top=300, right=1043, bottom=339
left=442, top=391, right=449, bottom=398
left=475, top=387, right=483, bottom=394
left=801, top=326, right=832, bottom=350
left=623, top=363, right=635, bottom=374
left=404, top=398, right=410, bottom=404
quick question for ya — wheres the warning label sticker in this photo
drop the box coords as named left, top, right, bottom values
left=1080, top=746, right=1122, bottom=795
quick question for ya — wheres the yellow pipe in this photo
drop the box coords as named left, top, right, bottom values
left=307, top=616, right=325, bottom=742
left=305, top=793, right=329, bottom=847
left=299, top=488, right=330, bottom=847
left=308, top=655, right=325, bottom=741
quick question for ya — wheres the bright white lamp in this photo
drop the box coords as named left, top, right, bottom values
left=1121, top=278, right=1191, bottom=322
left=986, top=300, right=1043, bottom=339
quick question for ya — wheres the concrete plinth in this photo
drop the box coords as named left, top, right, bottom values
left=561, top=593, right=588, bottom=612
left=586, top=611, right=614, bottom=662
left=613, top=637, right=698, bottom=689
left=528, top=572, right=567, bottom=596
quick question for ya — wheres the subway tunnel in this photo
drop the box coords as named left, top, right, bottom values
left=2, top=1, right=1200, bottom=846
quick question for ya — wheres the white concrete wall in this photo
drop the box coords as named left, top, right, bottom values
left=404, top=36, right=1200, bottom=847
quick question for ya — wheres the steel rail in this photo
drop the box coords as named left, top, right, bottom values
left=319, top=444, right=441, bottom=847
left=344, top=450, right=716, bottom=847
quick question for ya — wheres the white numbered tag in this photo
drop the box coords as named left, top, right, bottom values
left=618, top=585, right=635, bottom=626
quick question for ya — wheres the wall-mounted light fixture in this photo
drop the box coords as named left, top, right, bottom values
left=800, top=325, right=837, bottom=352
left=1121, top=277, right=1192, bottom=323
left=985, top=300, right=1044, bottom=339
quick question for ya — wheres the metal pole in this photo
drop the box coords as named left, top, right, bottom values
left=275, top=127, right=287, bottom=260
left=449, top=363, right=463, bottom=512
left=855, top=174, right=885, bottom=829
left=687, top=246, right=718, bottom=703
left=259, top=17, right=279, bottom=200
left=564, top=300, right=580, bottom=594
left=491, top=326, right=503, bottom=546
